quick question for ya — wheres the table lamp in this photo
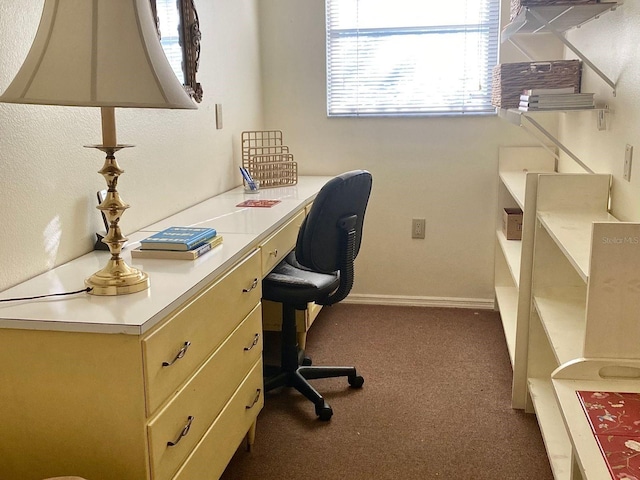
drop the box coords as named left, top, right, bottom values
left=0, top=0, right=197, bottom=295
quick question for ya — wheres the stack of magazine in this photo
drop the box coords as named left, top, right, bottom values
left=518, top=87, right=595, bottom=111
left=131, top=226, right=223, bottom=260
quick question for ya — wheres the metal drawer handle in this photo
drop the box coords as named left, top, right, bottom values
left=244, top=333, right=260, bottom=351
left=242, top=278, right=258, bottom=293
left=269, top=249, right=279, bottom=257
left=162, top=341, right=191, bottom=367
left=246, top=389, right=261, bottom=410
left=167, top=416, right=194, bottom=447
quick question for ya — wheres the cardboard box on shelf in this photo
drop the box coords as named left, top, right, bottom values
left=503, top=208, right=523, bottom=240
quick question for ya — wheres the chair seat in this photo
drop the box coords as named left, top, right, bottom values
left=262, top=252, right=339, bottom=307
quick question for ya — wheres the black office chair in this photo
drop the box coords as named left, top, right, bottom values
left=262, top=170, right=372, bottom=421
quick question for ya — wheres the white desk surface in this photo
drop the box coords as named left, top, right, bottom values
left=0, top=177, right=331, bottom=335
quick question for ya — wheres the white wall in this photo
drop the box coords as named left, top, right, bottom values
left=558, top=3, right=640, bottom=222
left=257, top=0, right=536, bottom=306
left=0, top=0, right=264, bottom=291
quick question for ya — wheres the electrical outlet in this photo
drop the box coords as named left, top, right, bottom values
left=624, top=144, right=633, bottom=181
left=412, top=218, right=426, bottom=239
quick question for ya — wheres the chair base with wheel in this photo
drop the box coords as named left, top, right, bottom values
left=263, top=301, right=364, bottom=421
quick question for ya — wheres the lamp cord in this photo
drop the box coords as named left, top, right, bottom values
left=0, top=287, right=92, bottom=303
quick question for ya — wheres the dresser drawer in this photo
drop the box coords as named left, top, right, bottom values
left=143, top=249, right=262, bottom=416
left=171, top=359, right=264, bottom=480
left=147, top=305, right=263, bottom=480
left=260, top=210, right=305, bottom=276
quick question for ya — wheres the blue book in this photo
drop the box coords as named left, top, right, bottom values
left=140, top=226, right=217, bottom=251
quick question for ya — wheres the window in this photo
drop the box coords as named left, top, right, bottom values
left=325, top=0, right=500, bottom=116
left=155, top=0, right=184, bottom=82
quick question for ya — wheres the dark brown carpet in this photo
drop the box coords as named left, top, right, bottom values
left=221, top=304, right=553, bottom=480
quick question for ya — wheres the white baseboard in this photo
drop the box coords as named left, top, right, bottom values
left=344, top=293, right=496, bottom=310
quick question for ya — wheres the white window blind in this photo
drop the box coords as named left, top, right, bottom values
left=326, top=0, right=500, bottom=116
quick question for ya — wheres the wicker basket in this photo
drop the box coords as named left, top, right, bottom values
left=241, top=131, right=298, bottom=188
left=491, top=60, right=581, bottom=109
left=241, top=130, right=284, bottom=166
left=246, top=153, right=298, bottom=188
left=510, top=0, right=600, bottom=20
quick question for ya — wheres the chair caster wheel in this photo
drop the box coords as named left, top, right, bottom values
left=302, top=356, right=312, bottom=366
left=348, top=375, right=364, bottom=388
left=315, top=402, right=333, bottom=421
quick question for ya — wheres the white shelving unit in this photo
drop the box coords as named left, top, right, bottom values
left=498, top=3, right=620, bottom=173
left=496, top=5, right=637, bottom=479
left=527, top=173, right=640, bottom=480
left=495, top=147, right=556, bottom=409
left=502, top=3, right=620, bottom=95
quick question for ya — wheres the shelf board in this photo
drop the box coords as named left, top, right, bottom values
left=495, top=285, right=518, bottom=367
left=497, top=230, right=523, bottom=288
left=499, top=107, right=606, bottom=126
left=528, top=377, right=574, bottom=480
left=502, top=3, right=620, bottom=41
left=533, top=289, right=586, bottom=366
left=537, top=211, right=617, bottom=281
left=500, top=171, right=527, bottom=210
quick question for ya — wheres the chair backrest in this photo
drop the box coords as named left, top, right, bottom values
left=295, top=170, right=372, bottom=304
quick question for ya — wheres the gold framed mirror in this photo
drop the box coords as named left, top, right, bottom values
left=150, top=0, right=203, bottom=103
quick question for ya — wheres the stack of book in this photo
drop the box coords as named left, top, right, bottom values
left=518, top=87, right=595, bottom=111
left=131, top=226, right=223, bottom=260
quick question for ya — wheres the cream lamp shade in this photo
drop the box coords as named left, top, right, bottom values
left=0, top=0, right=197, bottom=296
left=0, top=0, right=196, bottom=111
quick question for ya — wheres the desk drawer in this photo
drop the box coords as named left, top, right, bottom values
left=172, top=359, right=264, bottom=480
left=143, top=249, right=261, bottom=416
left=147, top=305, right=263, bottom=480
left=262, top=300, right=322, bottom=333
left=260, top=210, right=305, bottom=276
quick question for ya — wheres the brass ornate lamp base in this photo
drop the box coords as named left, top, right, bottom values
left=85, top=144, right=150, bottom=296
left=85, top=258, right=150, bottom=295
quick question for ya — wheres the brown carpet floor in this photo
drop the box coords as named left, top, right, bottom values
left=221, top=304, right=553, bottom=480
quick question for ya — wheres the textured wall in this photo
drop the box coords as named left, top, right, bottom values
left=256, top=0, right=539, bottom=305
left=559, top=3, right=640, bottom=222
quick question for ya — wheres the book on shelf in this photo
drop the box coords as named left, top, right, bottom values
left=521, top=87, right=575, bottom=96
left=139, top=226, right=217, bottom=251
left=132, top=235, right=223, bottom=260
left=518, top=104, right=595, bottom=111
left=518, top=92, right=595, bottom=111
left=520, top=93, right=594, bottom=103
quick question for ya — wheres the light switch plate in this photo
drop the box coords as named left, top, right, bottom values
left=215, top=103, right=223, bottom=129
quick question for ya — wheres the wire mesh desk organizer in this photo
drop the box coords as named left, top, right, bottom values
left=241, top=130, right=298, bottom=188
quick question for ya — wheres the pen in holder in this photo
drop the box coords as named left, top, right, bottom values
left=240, top=166, right=259, bottom=193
